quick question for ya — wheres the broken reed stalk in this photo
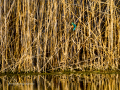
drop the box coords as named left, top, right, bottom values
left=0, top=0, right=119, bottom=73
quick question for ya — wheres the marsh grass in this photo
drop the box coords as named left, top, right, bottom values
left=0, top=0, right=120, bottom=73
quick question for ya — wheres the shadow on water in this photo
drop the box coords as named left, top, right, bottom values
left=0, top=72, right=120, bottom=90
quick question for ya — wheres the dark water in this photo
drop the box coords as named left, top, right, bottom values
left=0, top=72, right=120, bottom=90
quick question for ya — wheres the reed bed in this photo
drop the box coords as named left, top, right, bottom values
left=0, top=0, right=120, bottom=73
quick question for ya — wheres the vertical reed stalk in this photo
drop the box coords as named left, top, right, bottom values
left=110, top=0, right=114, bottom=68
left=107, top=0, right=110, bottom=65
left=63, top=0, right=67, bottom=70
left=0, top=0, right=3, bottom=72
left=36, top=0, right=40, bottom=72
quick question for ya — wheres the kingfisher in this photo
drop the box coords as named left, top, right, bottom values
left=71, top=22, right=76, bottom=31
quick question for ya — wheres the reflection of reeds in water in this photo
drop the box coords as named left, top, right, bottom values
left=0, top=74, right=120, bottom=90
left=0, top=0, right=120, bottom=73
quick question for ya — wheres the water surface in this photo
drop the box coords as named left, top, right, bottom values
left=0, top=72, right=120, bottom=90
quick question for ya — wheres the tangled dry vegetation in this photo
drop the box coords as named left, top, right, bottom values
left=0, top=0, right=120, bottom=73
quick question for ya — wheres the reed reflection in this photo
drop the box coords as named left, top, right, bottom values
left=0, top=73, right=120, bottom=90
